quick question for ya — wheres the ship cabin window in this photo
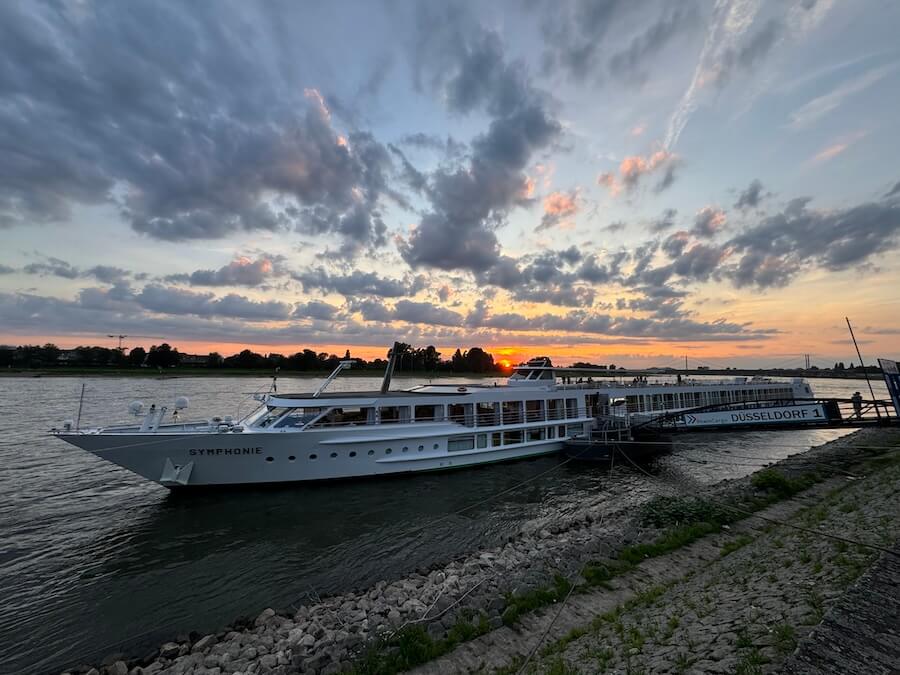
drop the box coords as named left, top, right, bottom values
left=567, top=424, right=583, bottom=437
left=257, top=407, right=289, bottom=428
left=547, top=399, right=564, bottom=420
left=492, top=432, right=502, bottom=447
left=503, top=429, right=523, bottom=445
left=565, top=398, right=579, bottom=418
left=664, top=393, right=675, bottom=409
left=625, top=395, right=639, bottom=413
left=477, top=434, right=488, bottom=449
left=448, top=403, right=473, bottom=425
left=311, top=406, right=373, bottom=427
left=502, top=400, right=523, bottom=424
left=548, top=426, right=556, bottom=439
left=448, top=436, right=475, bottom=452
left=273, top=407, right=324, bottom=428
left=558, top=425, right=566, bottom=437
left=526, top=427, right=545, bottom=442
left=476, top=402, right=500, bottom=426
left=379, top=406, right=410, bottom=424
left=525, top=400, right=545, bottom=422
left=414, top=404, right=442, bottom=421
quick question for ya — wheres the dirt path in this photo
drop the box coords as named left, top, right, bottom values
left=411, top=440, right=900, bottom=674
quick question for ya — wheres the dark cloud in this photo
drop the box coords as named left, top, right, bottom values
left=734, top=179, right=766, bottom=210
left=392, top=300, right=463, bottom=327
left=293, top=300, right=339, bottom=321
left=166, top=257, right=279, bottom=287
left=727, top=198, right=900, bottom=287
left=401, top=8, right=562, bottom=273
left=137, top=285, right=291, bottom=320
left=0, top=4, right=394, bottom=250
left=292, top=268, right=426, bottom=298
left=398, top=133, right=467, bottom=159
left=388, top=144, right=428, bottom=194
left=885, top=180, right=900, bottom=199
left=22, top=257, right=80, bottom=279
left=691, top=206, right=726, bottom=238
left=650, top=208, right=678, bottom=232
left=0, top=264, right=15, bottom=274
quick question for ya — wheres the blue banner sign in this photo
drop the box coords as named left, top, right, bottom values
left=878, top=358, right=900, bottom=418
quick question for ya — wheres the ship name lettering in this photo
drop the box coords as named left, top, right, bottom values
left=189, top=447, right=262, bottom=456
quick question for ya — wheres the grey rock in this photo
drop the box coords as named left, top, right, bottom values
left=192, top=634, right=218, bottom=653
left=255, top=608, right=276, bottom=627
left=159, top=642, right=181, bottom=660
left=109, top=662, right=128, bottom=675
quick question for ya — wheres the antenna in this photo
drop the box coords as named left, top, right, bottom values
left=381, top=342, right=400, bottom=393
left=845, top=317, right=878, bottom=413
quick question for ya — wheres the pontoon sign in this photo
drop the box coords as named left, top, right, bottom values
left=677, top=404, right=827, bottom=428
left=878, top=358, right=900, bottom=418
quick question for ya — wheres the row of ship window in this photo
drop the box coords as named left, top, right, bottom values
left=260, top=423, right=586, bottom=462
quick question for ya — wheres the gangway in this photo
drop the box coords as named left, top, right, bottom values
left=632, top=397, right=898, bottom=435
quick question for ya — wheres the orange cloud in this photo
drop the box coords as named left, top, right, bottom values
left=809, top=130, right=868, bottom=164
left=598, top=149, right=678, bottom=195
left=537, top=189, right=580, bottom=231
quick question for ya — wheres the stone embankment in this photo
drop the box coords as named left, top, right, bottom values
left=61, top=428, right=900, bottom=675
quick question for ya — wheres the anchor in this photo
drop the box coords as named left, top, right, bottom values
left=160, top=459, right=194, bottom=487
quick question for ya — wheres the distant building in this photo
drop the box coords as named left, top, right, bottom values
left=180, top=354, right=209, bottom=366
left=697, top=366, right=710, bottom=370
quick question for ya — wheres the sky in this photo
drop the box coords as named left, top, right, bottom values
left=1, top=0, right=899, bottom=368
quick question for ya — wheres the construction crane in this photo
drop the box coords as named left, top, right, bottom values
left=106, top=335, right=164, bottom=351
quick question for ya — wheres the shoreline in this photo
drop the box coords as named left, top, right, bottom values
left=59, top=428, right=900, bottom=675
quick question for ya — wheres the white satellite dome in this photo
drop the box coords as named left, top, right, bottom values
left=129, top=401, right=145, bottom=415
left=174, top=396, right=190, bottom=410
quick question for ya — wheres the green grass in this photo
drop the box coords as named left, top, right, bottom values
left=734, top=647, right=767, bottom=675
left=751, top=469, right=817, bottom=499
left=349, top=613, right=491, bottom=675
left=502, top=575, right=572, bottom=627
left=721, top=534, right=753, bottom=557
left=773, top=623, right=796, bottom=654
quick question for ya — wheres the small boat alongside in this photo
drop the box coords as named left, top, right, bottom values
left=52, top=348, right=814, bottom=488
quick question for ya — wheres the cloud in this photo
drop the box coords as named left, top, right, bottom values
left=789, top=63, right=897, bottom=129
left=400, top=9, right=562, bottom=273
left=537, top=190, right=579, bottom=231
left=886, top=181, right=900, bottom=199
left=136, top=285, right=291, bottom=320
left=392, top=300, right=463, bottom=327
left=292, top=268, right=426, bottom=298
left=293, top=300, right=339, bottom=321
left=691, top=206, right=727, bottom=238
left=665, top=0, right=766, bottom=149
left=734, top=179, right=765, bottom=210
left=167, top=257, right=278, bottom=287
left=808, top=130, right=868, bottom=164
left=597, top=150, right=679, bottom=195
left=607, top=6, right=701, bottom=83
left=0, top=264, right=15, bottom=274
left=727, top=197, right=900, bottom=287
left=650, top=208, right=678, bottom=232
left=22, top=257, right=80, bottom=279
left=0, top=4, right=394, bottom=251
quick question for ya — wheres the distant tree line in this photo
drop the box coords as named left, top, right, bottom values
left=0, top=341, right=511, bottom=373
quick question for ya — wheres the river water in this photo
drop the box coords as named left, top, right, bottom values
left=0, top=374, right=888, bottom=674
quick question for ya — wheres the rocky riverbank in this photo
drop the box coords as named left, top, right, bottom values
left=61, top=428, right=900, bottom=675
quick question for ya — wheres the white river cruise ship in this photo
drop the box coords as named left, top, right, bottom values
left=54, top=353, right=813, bottom=488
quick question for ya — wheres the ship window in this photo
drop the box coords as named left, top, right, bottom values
left=414, top=404, right=442, bottom=421
left=527, top=428, right=545, bottom=442
left=265, top=456, right=274, bottom=462
left=566, top=424, right=582, bottom=437
left=379, top=406, right=409, bottom=424
left=476, top=402, right=500, bottom=426
left=330, top=452, right=337, bottom=458
left=385, top=448, right=392, bottom=454
left=313, top=406, right=373, bottom=427
left=433, top=443, right=439, bottom=449
left=448, top=436, right=475, bottom=452
left=525, top=400, right=545, bottom=422
left=476, top=434, right=487, bottom=449
left=309, top=454, right=318, bottom=460
left=503, top=430, right=523, bottom=445
left=274, top=407, right=323, bottom=428
left=547, top=399, right=564, bottom=420
left=558, top=425, right=565, bottom=437
left=367, top=449, right=374, bottom=456
left=349, top=451, right=356, bottom=457
left=418, top=445, right=424, bottom=452
left=502, top=400, right=523, bottom=424
left=288, top=455, right=296, bottom=461
left=402, top=446, right=409, bottom=452
left=257, top=407, right=289, bottom=428
left=547, top=426, right=556, bottom=439
left=448, top=403, right=473, bottom=425
left=492, top=432, right=502, bottom=447
left=565, top=398, right=578, bottom=418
